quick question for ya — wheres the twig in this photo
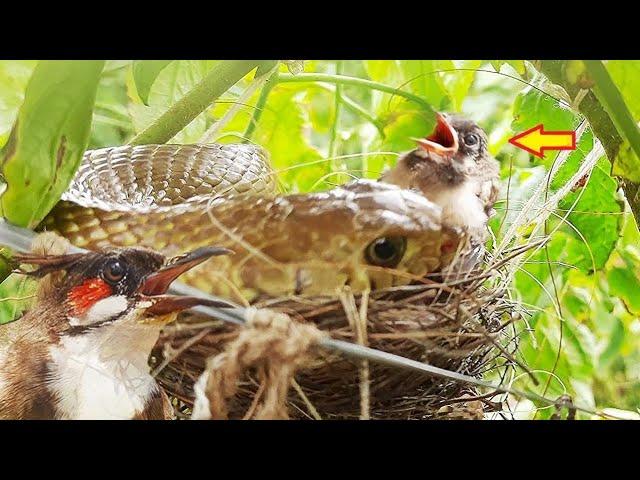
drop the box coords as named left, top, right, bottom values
left=129, top=61, right=271, bottom=145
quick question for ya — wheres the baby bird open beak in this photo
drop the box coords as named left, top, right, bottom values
left=414, top=113, right=459, bottom=162
left=138, top=246, right=234, bottom=317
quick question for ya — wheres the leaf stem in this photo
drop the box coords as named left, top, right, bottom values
left=328, top=61, right=344, bottom=162
left=129, top=60, right=271, bottom=145
left=243, top=68, right=279, bottom=142
left=277, top=73, right=434, bottom=112
left=315, top=84, right=385, bottom=137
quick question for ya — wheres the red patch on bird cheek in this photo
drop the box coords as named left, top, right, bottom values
left=67, top=278, right=113, bottom=316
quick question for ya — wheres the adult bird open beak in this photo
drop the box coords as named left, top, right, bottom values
left=414, top=113, right=459, bottom=162
left=138, top=246, right=235, bottom=316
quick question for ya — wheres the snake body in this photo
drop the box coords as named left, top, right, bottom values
left=42, top=144, right=455, bottom=302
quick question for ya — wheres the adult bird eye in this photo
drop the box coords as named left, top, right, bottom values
left=365, top=237, right=407, bottom=268
left=102, top=259, right=126, bottom=284
left=463, top=133, right=479, bottom=146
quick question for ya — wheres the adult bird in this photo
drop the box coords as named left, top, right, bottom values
left=0, top=233, right=231, bottom=419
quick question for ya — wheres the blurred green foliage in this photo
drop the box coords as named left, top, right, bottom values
left=0, top=60, right=639, bottom=419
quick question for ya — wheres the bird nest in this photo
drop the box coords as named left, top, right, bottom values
left=151, top=243, right=529, bottom=420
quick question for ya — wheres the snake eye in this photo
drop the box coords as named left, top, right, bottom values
left=365, top=237, right=407, bottom=268
left=102, top=259, right=126, bottom=285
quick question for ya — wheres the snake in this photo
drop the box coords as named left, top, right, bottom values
left=41, top=143, right=458, bottom=303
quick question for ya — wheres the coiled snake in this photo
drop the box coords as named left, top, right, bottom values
left=42, top=143, right=457, bottom=303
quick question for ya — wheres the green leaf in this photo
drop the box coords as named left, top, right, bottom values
left=491, top=60, right=526, bottom=75
left=598, top=317, right=625, bottom=368
left=129, top=60, right=218, bottom=144
left=551, top=131, right=622, bottom=271
left=562, top=319, right=597, bottom=377
left=0, top=61, right=36, bottom=148
left=512, top=85, right=578, bottom=139
left=608, top=266, right=640, bottom=315
left=612, top=140, right=640, bottom=183
left=252, top=84, right=323, bottom=192
left=90, top=65, right=135, bottom=148
left=0, top=274, right=36, bottom=325
left=132, top=60, right=173, bottom=105
left=586, top=60, right=640, bottom=186
left=0, top=60, right=104, bottom=228
left=364, top=60, right=401, bottom=85
left=560, top=165, right=622, bottom=271
left=443, top=60, right=482, bottom=110
left=398, top=60, right=451, bottom=110
left=606, top=61, right=640, bottom=121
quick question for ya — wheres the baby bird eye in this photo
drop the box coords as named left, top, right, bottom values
left=463, top=133, right=479, bottom=146
left=365, top=237, right=407, bottom=269
left=102, top=259, right=126, bottom=284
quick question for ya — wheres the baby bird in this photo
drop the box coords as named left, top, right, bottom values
left=381, top=112, right=500, bottom=243
left=381, top=113, right=500, bottom=276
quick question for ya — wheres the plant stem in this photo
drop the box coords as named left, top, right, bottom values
left=200, top=63, right=278, bottom=144
left=328, top=61, right=344, bottom=162
left=584, top=60, right=640, bottom=162
left=243, top=68, right=279, bottom=142
left=315, top=84, right=385, bottom=137
left=539, top=60, right=640, bottom=226
left=129, top=60, right=271, bottom=145
left=277, top=73, right=434, bottom=113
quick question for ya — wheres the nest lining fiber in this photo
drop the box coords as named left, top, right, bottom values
left=151, top=259, right=521, bottom=420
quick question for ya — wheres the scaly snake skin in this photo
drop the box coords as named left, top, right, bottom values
left=41, top=144, right=455, bottom=303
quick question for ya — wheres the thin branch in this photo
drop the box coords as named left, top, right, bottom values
left=277, top=73, right=435, bottom=113
left=328, top=61, right=344, bottom=162
left=199, top=63, right=278, bottom=144
left=538, top=60, right=640, bottom=226
left=129, top=60, right=272, bottom=145
left=243, top=69, right=279, bottom=142
left=313, top=84, right=386, bottom=137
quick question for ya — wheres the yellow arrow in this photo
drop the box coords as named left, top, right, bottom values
left=509, top=124, right=576, bottom=158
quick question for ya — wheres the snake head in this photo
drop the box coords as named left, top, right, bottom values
left=194, top=179, right=455, bottom=300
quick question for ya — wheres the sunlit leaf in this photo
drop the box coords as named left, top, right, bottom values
left=0, top=60, right=104, bottom=228
left=0, top=60, right=36, bottom=148
left=398, top=60, right=451, bottom=110
left=599, top=317, right=625, bottom=367
left=132, top=60, right=173, bottom=105
left=253, top=84, right=323, bottom=192
left=512, top=85, right=578, bottom=138
left=90, top=65, right=134, bottom=148
left=612, top=140, right=640, bottom=183
left=608, top=267, right=640, bottom=315
left=0, top=274, right=36, bottom=325
left=551, top=132, right=622, bottom=271
left=491, top=60, right=526, bottom=76
left=129, top=60, right=217, bottom=144
left=443, top=60, right=482, bottom=110
left=606, top=60, right=640, bottom=121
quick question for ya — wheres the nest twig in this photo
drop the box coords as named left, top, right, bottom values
left=151, top=248, right=527, bottom=419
